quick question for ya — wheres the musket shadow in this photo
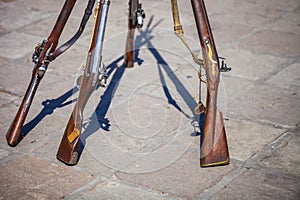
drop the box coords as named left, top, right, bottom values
left=79, top=30, right=147, bottom=146
left=77, top=39, right=146, bottom=161
left=80, top=56, right=127, bottom=147
left=21, top=86, right=79, bottom=138
left=136, top=15, right=205, bottom=136
left=78, top=15, right=205, bottom=159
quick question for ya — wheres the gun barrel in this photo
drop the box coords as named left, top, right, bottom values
left=6, top=75, right=40, bottom=146
left=56, top=0, right=111, bottom=165
left=5, top=0, right=77, bottom=146
left=124, top=0, right=138, bottom=68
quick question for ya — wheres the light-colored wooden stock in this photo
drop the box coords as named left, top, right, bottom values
left=190, top=0, right=230, bottom=167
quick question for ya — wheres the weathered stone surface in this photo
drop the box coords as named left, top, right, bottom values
left=116, top=148, right=238, bottom=199
left=0, top=56, right=8, bottom=67
left=86, top=119, right=196, bottom=174
left=22, top=12, right=93, bottom=45
left=257, top=131, right=300, bottom=177
left=0, top=58, right=33, bottom=96
left=228, top=83, right=300, bottom=128
left=211, top=21, right=254, bottom=46
left=217, top=75, right=254, bottom=110
left=109, top=89, right=192, bottom=140
left=220, top=48, right=288, bottom=81
left=0, top=32, right=42, bottom=59
left=266, top=62, right=300, bottom=91
left=0, top=89, right=17, bottom=107
left=0, top=155, right=93, bottom=200
left=0, top=3, right=46, bottom=31
left=0, top=0, right=300, bottom=199
left=239, top=30, right=300, bottom=57
left=72, top=178, right=176, bottom=200
left=211, top=168, right=300, bottom=200
left=5, top=0, right=64, bottom=12
left=74, top=149, right=114, bottom=176
left=269, top=8, right=300, bottom=34
left=225, top=118, right=284, bottom=161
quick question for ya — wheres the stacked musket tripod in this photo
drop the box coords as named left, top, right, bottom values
left=6, top=0, right=230, bottom=167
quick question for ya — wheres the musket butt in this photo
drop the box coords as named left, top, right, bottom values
left=56, top=142, right=80, bottom=166
left=125, top=59, right=134, bottom=68
left=200, top=157, right=230, bottom=167
left=200, top=110, right=230, bottom=167
left=6, top=128, right=23, bottom=147
left=7, top=140, right=19, bottom=147
left=56, top=150, right=79, bottom=166
left=56, top=126, right=81, bottom=165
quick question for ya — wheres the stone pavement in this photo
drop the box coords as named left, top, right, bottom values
left=0, top=0, right=299, bottom=199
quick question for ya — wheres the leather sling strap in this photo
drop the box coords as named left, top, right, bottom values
left=48, top=0, right=96, bottom=61
left=171, top=0, right=206, bottom=115
left=171, top=0, right=204, bottom=67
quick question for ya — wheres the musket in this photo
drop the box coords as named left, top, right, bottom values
left=6, top=0, right=95, bottom=146
left=124, top=0, right=145, bottom=67
left=190, top=0, right=230, bottom=167
left=56, top=0, right=110, bottom=165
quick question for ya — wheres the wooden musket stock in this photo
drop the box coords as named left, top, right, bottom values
left=6, top=0, right=77, bottom=146
left=56, top=0, right=110, bottom=165
left=191, top=0, right=230, bottom=167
